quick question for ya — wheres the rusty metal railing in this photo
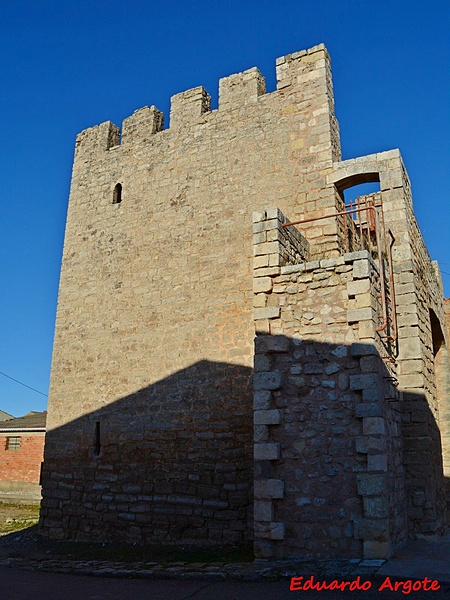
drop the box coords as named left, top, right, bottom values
left=282, top=195, right=398, bottom=348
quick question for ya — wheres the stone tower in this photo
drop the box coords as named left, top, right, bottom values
left=40, top=44, right=449, bottom=559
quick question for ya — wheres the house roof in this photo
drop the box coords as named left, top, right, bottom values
left=0, top=410, right=13, bottom=421
left=0, top=411, right=47, bottom=431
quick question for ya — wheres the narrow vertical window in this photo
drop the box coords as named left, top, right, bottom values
left=113, top=183, right=122, bottom=204
left=94, top=421, right=101, bottom=456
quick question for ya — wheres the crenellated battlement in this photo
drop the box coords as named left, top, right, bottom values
left=45, top=41, right=450, bottom=559
left=170, top=86, right=211, bottom=129
left=219, top=67, right=266, bottom=110
left=75, top=120, right=120, bottom=155
left=275, top=43, right=330, bottom=89
left=74, top=43, right=331, bottom=156
left=122, top=105, right=164, bottom=145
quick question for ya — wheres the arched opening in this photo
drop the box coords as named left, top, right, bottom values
left=343, top=182, right=380, bottom=205
left=113, top=183, right=122, bottom=204
left=333, top=173, right=383, bottom=256
left=429, top=308, right=450, bottom=524
left=430, top=309, right=445, bottom=356
left=334, top=172, right=380, bottom=201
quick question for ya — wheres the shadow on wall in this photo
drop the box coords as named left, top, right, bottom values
left=252, top=333, right=447, bottom=559
left=401, top=391, right=448, bottom=535
left=39, top=360, right=253, bottom=547
left=38, top=336, right=448, bottom=558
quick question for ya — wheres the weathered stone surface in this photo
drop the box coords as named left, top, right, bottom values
left=356, top=435, right=386, bottom=454
left=42, top=41, right=448, bottom=561
left=352, top=260, right=371, bottom=279
left=354, top=517, right=389, bottom=542
left=347, top=308, right=373, bottom=323
left=351, top=343, right=378, bottom=357
left=363, top=417, right=386, bottom=435
left=347, top=279, right=371, bottom=296
left=363, top=540, right=391, bottom=560
left=254, top=443, right=280, bottom=460
left=254, top=521, right=286, bottom=540
left=253, top=277, right=273, bottom=293
left=254, top=410, right=281, bottom=425
left=398, top=336, right=422, bottom=360
left=367, top=454, right=388, bottom=472
left=355, top=404, right=383, bottom=418
left=363, top=496, right=388, bottom=518
left=255, top=335, right=289, bottom=354
left=253, top=540, right=275, bottom=558
left=254, top=479, right=284, bottom=499
left=350, top=374, right=379, bottom=390
left=357, top=474, right=386, bottom=496
left=253, top=372, right=283, bottom=391
left=254, top=500, right=273, bottom=521
left=254, top=306, right=280, bottom=320
left=253, top=390, right=272, bottom=410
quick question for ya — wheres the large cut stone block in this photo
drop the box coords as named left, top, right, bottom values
left=254, top=479, right=284, bottom=499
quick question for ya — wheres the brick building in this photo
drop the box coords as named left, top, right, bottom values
left=40, top=44, right=449, bottom=558
left=0, top=411, right=46, bottom=502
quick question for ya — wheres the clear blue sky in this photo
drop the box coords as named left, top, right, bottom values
left=1, top=1, right=449, bottom=417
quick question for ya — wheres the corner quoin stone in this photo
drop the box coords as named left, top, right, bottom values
left=254, top=479, right=284, bottom=499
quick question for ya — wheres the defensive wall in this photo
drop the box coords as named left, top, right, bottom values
left=40, top=44, right=449, bottom=559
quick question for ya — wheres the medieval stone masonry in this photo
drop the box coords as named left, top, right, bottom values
left=40, top=44, right=449, bottom=560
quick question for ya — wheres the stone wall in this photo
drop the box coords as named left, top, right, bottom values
left=41, top=43, right=448, bottom=554
left=328, top=152, right=449, bottom=539
left=47, top=44, right=341, bottom=437
left=441, top=299, right=450, bottom=522
left=41, top=44, right=345, bottom=544
left=252, top=209, right=406, bottom=559
left=41, top=361, right=253, bottom=544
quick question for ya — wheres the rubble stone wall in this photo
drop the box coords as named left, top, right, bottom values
left=329, top=152, right=449, bottom=539
left=252, top=209, right=406, bottom=559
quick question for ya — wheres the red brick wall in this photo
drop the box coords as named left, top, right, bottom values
left=0, top=433, right=45, bottom=484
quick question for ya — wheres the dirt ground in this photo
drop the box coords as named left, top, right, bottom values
left=0, top=502, right=254, bottom=564
left=0, top=501, right=40, bottom=535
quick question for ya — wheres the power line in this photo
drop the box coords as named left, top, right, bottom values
left=0, top=371, right=48, bottom=397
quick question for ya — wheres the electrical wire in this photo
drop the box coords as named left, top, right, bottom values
left=0, top=370, right=48, bottom=397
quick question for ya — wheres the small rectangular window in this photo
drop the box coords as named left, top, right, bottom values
left=6, top=436, right=21, bottom=451
left=94, top=421, right=101, bottom=456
